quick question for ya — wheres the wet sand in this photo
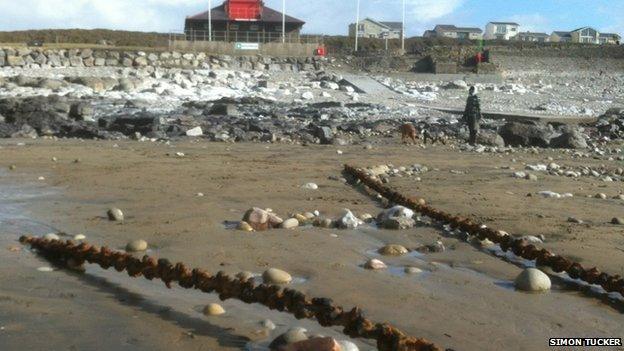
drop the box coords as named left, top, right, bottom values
left=0, top=138, right=623, bottom=351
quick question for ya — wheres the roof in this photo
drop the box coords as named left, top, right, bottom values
left=600, top=33, right=621, bottom=38
left=518, top=32, right=549, bottom=37
left=433, top=24, right=482, bottom=33
left=187, top=4, right=305, bottom=24
left=380, top=21, right=403, bottom=31
left=489, top=22, right=519, bottom=26
left=571, top=26, right=597, bottom=33
left=552, top=31, right=571, bottom=37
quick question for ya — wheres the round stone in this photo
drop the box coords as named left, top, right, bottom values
left=338, top=340, right=360, bottom=351
left=269, top=327, right=308, bottom=350
left=595, top=193, right=607, bottom=199
left=125, top=239, right=148, bottom=252
left=51, top=157, right=58, bottom=162
left=294, top=213, right=308, bottom=223
left=514, top=268, right=551, bottom=292
left=236, top=271, right=254, bottom=281
left=281, top=218, right=299, bottom=229
left=364, top=258, right=387, bottom=270
left=8, top=165, right=16, bottom=170
left=404, top=266, right=423, bottom=274
left=302, top=183, right=318, bottom=190
left=202, top=303, right=225, bottom=316
left=262, top=268, right=292, bottom=284
left=73, top=234, right=86, bottom=241
left=260, top=319, right=276, bottom=330
left=107, top=207, right=124, bottom=221
left=314, top=217, right=334, bottom=228
left=303, top=212, right=316, bottom=220
left=237, top=221, right=254, bottom=232
left=359, top=213, right=374, bottom=223
left=43, top=233, right=60, bottom=241
left=611, top=217, right=624, bottom=225
left=378, top=244, right=409, bottom=256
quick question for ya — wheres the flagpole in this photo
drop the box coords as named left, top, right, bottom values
left=355, top=0, right=360, bottom=52
left=208, top=0, right=212, bottom=41
left=282, top=0, right=286, bottom=43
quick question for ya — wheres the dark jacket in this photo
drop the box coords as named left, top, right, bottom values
left=463, top=94, right=482, bottom=126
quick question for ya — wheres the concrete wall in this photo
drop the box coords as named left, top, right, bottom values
left=169, top=40, right=319, bottom=57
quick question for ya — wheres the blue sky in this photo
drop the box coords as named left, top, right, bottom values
left=0, top=0, right=622, bottom=36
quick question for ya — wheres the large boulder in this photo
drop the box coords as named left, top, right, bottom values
left=498, top=122, right=551, bottom=147
left=549, top=130, right=588, bottom=149
left=476, top=130, right=505, bottom=147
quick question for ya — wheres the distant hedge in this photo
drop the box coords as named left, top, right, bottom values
left=0, top=29, right=169, bottom=48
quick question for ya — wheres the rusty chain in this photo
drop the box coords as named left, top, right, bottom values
left=19, top=235, right=442, bottom=351
left=344, top=164, right=624, bottom=298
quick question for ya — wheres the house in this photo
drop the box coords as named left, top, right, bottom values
left=184, top=0, right=305, bottom=42
left=515, top=32, right=550, bottom=42
left=423, top=25, right=483, bottom=40
left=348, top=18, right=403, bottom=39
left=599, top=33, right=621, bottom=44
left=551, top=27, right=610, bottom=44
left=570, top=27, right=600, bottom=44
left=484, top=22, right=520, bottom=40
left=550, top=31, right=572, bottom=43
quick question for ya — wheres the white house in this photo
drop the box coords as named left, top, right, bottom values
left=349, top=18, right=402, bottom=39
left=484, top=22, right=520, bottom=40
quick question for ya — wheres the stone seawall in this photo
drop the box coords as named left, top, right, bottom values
left=0, top=47, right=325, bottom=71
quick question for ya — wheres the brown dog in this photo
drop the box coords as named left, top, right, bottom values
left=400, top=123, right=418, bottom=144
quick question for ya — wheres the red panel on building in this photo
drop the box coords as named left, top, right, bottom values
left=226, top=0, right=263, bottom=21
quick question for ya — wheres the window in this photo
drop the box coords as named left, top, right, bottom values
left=230, top=24, right=239, bottom=30
left=249, top=24, right=259, bottom=31
left=510, top=27, right=516, bottom=32
left=496, top=25, right=506, bottom=34
left=358, top=24, right=365, bottom=31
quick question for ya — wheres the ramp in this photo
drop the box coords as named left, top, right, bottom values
left=339, top=74, right=395, bottom=95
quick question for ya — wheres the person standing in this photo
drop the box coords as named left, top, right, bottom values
left=463, top=86, right=482, bottom=145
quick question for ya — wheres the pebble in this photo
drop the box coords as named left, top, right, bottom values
left=269, top=327, right=308, bottom=350
left=125, top=239, right=148, bottom=252
left=514, top=268, right=551, bottom=292
left=404, top=267, right=423, bottom=274
left=302, top=183, right=318, bottom=190
left=364, top=258, right=387, bottom=270
left=595, top=193, right=607, bottom=199
left=260, top=319, right=276, bottom=330
left=202, top=303, right=225, bottom=316
left=237, top=221, right=254, bottom=232
left=38, top=176, right=45, bottom=180
left=337, top=209, right=362, bottom=229
left=175, top=152, right=185, bottom=157
left=382, top=217, right=415, bottom=230
left=378, top=244, right=409, bottom=256
left=73, top=234, right=86, bottom=241
left=294, top=213, right=308, bottom=223
left=281, top=337, right=341, bottom=351
left=243, top=207, right=283, bottom=231
left=236, top=271, right=255, bottom=281
left=37, top=267, right=54, bottom=272
left=262, top=268, right=292, bottom=284
left=43, top=233, right=60, bottom=241
left=336, top=150, right=343, bottom=155
left=196, top=192, right=205, bottom=197
left=107, top=207, right=124, bottom=221
left=314, top=217, right=334, bottom=228
left=51, top=157, right=58, bottom=162
left=567, top=217, right=583, bottom=224
left=281, top=218, right=299, bottom=229
left=8, top=165, right=16, bottom=170
left=526, top=174, right=538, bottom=181
left=359, top=213, right=374, bottom=223
left=611, top=217, right=624, bottom=225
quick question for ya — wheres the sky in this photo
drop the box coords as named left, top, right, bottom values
left=0, top=0, right=622, bottom=36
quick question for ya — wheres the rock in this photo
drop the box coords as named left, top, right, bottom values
left=416, top=241, right=445, bottom=253
left=337, top=209, right=362, bottom=229
left=7, top=56, right=25, bottom=67
left=125, top=239, right=148, bottom=252
left=514, top=268, right=551, bottom=292
left=69, top=102, right=94, bottom=122
left=8, top=165, right=16, bottom=171
left=260, top=319, right=276, bottom=330
left=209, top=103, right=239, bottom=116
left=280, top=337, right=341, bottom=351
left=442, top=80, right=468, bottom=90
left=202, top=303, right=225, bottom=316
left=73, top=234, right=86, bottom=241
left=567, top=217, right=583, bottom=224
left=611, top=217, right=624, bottom=225
left=377, top=205, right=414, bottom=222
left=359, top=213, right=374, bottom=223
left=404, top=266, right=423, bottom=274
left=281, top=218, right=299, bottom=229
left=526, top=174, right=538, bottom=181
left=237, top=221, right=254, bottom=232
left=236, top=271, right=254, bottom=281
left=498, top=122, right=551, bottom=148
left=550, top=130, right=587, bottom=149
left=107, top=207, right=124, bottom=221
left=314, top=126, right=334, bottom=144
left=243, top=207, right=283, bottom=231
left=43, top=233, right=60, bottom=241
left=378, top=244, right=409, bottom=256
left=314, top=217, right=334, bottom=228
left=301, top=92, right=314, bottom=100
left=301, top=182, right=318, bottom=190
left=262, top=268, right=292, bottom=284
left=269, top=327, right=308, bottom=350
left=595, top=193, right=607, bottom=199
left=364, top=258, right=387, bottom=270
left=476, top=131, right=505, bottom=147
left=337, top=340, right=359, bottom=351
left=382, top=217, right=416, bottom=230
left=186, top=126, right=203, bottom=137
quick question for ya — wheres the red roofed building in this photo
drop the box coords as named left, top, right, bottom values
left=185, top=0, right=305, bottom=42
